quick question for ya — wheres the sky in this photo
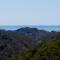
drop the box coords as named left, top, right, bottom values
left=0, top=0, right=60, bottom=25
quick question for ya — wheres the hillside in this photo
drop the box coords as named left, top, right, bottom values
left=0, top=27, right=60, bottom=60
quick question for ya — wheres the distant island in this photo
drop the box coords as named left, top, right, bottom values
left=0, top=27, right=60, bottom=60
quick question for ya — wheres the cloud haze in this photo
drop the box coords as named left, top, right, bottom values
left=0, top=0, right=60, bottom=25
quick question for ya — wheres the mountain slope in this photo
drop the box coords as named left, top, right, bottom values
left=0, top=27, right=60, bottom=60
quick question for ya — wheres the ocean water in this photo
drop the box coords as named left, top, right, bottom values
left=0, top=25, right=60, bottom=31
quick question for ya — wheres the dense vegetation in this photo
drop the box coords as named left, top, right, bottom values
left=0, top=27, right=60, bottom=60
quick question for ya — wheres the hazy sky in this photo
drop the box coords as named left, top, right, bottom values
left=0, top=0, right=60, bottom=25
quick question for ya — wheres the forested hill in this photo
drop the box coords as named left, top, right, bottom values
left=0, top=27, right=60, bottom=60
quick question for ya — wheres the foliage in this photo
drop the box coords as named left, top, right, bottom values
left=0, top=27, right=60, bottom=60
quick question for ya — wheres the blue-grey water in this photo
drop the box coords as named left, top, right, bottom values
left=0, top=25, right=60, bottom=31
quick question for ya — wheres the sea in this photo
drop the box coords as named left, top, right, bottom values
left=0, top=25, right=60, bottom=31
